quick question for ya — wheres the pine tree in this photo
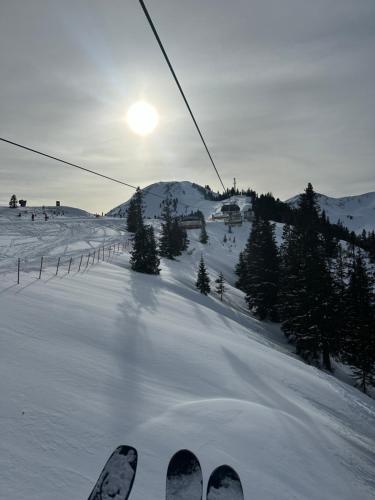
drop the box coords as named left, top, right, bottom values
left=235, top=251, right=247, bottom=291
left=9, top=194, right=17, bottom=208
left=159, top=200, right=188, bottom=258
left=241, top=216, right=279, bottom=320
left=130, top=224, right=160, bottom=274
left=199, top=224, right=208, bottom=244
left=215, top=272, right=225, bottom=301
left=199, top=213, right=208, bottom=244
left=127, top=187, right=144, bottom=233
left=341, top=252, right=375, bottom=392
left=328, top=244, right=348, bottom=358
left=196, top=255, right=210, bottom=295
left=280, top=183, right=334, bottom=368
left=159, top=204, right=174, bottom=259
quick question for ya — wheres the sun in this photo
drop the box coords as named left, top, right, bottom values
left=126, top=101, right=159, bottom=136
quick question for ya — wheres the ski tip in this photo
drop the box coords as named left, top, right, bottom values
left=87, top=445, right=138, bottom=500
left=207, top=464, right=244, bottom=500
left=167, top=448, right=202, bottom=478
left=166, top=449, right=203, bottom=500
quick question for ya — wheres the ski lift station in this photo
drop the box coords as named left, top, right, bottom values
left=212, top=201, right=255, bottom=224
left=178, top=215, right=203, bottom=229
left=223, top=204, right=242, bottom=225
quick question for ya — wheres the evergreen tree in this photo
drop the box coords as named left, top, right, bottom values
left=127, top=187, right=144, bottom=233
left=235, top=251, right=247, bottom=291
left=278, top=223, right=305, bottom=340
left=130, top=224, right=160, bottom=274
left=328, top=244, right=348, bottom=357
left=341, top=252, right=375, bottom=392
left=159, top=200, right=188, bottom=258
left=241, top=215, right=280, bottom=320
left=170, top=218, right=189, bottom=255
left=159, top=204, right=174, bottom=259
left=280, top=183, right=334, bottom=368
left=215, top=272, right=225, bottom=301
left=196, top=255, right=210, bottom=295
left=199, top=212, right=208, bottom=244
left=199, top=224, right=208, bottom=244
left=9, top=194, right=17, bottom=208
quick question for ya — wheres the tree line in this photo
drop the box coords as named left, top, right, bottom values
left=127, top=188, right=209, bottom=275
left=235, top=183, right=375, bottom=393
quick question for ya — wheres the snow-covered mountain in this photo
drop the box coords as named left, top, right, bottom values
left=287, top=191, right=375, bottom=233
left=107, top=180, right=252, bottom=219
left=0, top=214, right=374, bottom=499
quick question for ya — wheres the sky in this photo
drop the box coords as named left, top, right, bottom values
left=0, top=0, right=374, bottom=213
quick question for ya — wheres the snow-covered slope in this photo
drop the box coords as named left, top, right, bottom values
left=287, top=192, right=375, bottom=233
left=0, top=204, right=92, bottom=221
left=0, top=217, right=374, bottom=500
left=0, top=207, right=126, bottom=274
left=107, top=180, right=252, bottom=219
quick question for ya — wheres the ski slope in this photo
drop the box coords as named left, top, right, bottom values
left=0, top=206, right=128, bottom=274
left=0, top=215, right=375, bottom=500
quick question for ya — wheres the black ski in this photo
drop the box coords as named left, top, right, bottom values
left=88, top=445, right=138, bottom=500
left=166, top=449, right=203, bottom=500
left=206, top=465, right=244, bottom=500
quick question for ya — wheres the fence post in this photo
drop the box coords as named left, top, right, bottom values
left=17, top=258, right=20, bottom=284
left=39, top=256, right=43, bottom=279
left=78, top=255, right=83, bottom=272
left=56, top=257, right=60, bottom=275
left=68, top=257, right=72, bottom=274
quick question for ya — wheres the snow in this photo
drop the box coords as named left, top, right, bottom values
left=286, top=191, right=375, bottom=233
left=107, top=180, right=252, bottom=219
left=0, top=203, right=375, bottom=500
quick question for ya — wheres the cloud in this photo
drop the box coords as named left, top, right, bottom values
left=0, top=0, right=374, bottom=212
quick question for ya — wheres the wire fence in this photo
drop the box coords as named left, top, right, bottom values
left=13, top=239, right=132, bottom=285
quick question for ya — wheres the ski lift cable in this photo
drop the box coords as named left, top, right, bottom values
left=138, top=0, right=227, bottom=193
left=0, top=136, right=211, bottom=214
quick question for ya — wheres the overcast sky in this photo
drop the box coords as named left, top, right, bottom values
left=1, top=0, right=374, bottom=213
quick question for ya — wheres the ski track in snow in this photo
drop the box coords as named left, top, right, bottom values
left=0, top=200, right=374, bottom=500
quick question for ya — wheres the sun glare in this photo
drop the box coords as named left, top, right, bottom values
left=126, top=101, right=159, bottom=136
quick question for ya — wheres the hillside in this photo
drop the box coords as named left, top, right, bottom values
left=0, top=217, right=374, bottom=500
left=287, top=191, right=375, bottom=233
left=108, top=181, right=375, bottom=235
left=107, top=180, right=252, bottom=219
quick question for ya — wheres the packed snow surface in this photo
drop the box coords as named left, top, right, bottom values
left=287, top=191, right=375, bottom=233
left=0, top=210, right=374, bottom=500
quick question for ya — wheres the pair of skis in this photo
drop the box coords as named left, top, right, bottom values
left=88, top=446, right=243, bottom=500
